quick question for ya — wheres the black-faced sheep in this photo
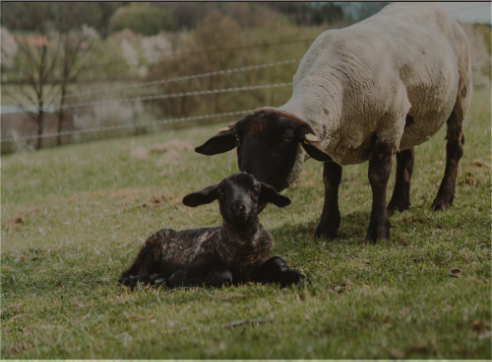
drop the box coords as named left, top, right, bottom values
left=194, top=3, right=472, bottom=243
left=118, top=173, right=310, bottom=289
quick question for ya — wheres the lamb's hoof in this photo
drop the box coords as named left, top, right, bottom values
left=129, top=274, right=151, bottom=289
left=168, top=270, right=189, bottom=288
left=118, top=276, right=131, bottom=286
left=431, top=197, right=452, bottom=211
left=295, top=277, right=312, bottom=288
left=150, top=273, right=168, bottom=286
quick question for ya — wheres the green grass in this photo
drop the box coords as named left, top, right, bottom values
left=2, top=89, right=491, bottom=359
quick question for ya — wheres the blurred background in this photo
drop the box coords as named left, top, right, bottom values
left=1, top=2, right=490, bottom=154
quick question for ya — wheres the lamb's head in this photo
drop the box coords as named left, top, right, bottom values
left=182, top=172, right=291, bottom=226
left=195, top=109, right=332, bottom=195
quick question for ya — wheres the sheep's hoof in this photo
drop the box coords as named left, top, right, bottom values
left=431, top=197, right=452, bottom=211
left=387, top=201, right=410, bottom=215
left=314, top=222, right=339, bottom=240
left=364, top=220, right=390, bottom=244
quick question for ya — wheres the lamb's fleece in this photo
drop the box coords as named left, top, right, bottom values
left=278, top=2, right=472, bottom=166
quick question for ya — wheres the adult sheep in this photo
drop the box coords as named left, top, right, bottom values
left=195, top=2, right=472, bottom=243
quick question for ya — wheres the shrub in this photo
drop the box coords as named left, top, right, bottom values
left=109, top=4, right=173, bottom=36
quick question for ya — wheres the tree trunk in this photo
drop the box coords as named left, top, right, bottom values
left=57, top=82, right=67, bottom=146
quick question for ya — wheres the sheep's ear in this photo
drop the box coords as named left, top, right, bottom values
left=295, top=124, right=333, bottom=162
left=195, top=123, right=237, bottom=155
left=182, top=184, right=219, bottom=207
left=259, top=182, right=291, bottom=208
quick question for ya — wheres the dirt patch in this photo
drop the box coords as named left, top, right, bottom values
left=471, top=159, right=491, bottom=170
left=156, top=150, right=179, bottom=166
left=130, top=146, right=149, bottom=159
left=142, top=192, right=183, bottom=209
left=128, top=140, right=193, bottom=163
left=2, top=207, right=39, bottom=230
left=149, top=140, right=193, bottom=154
left=111, top=188, right=143, bottom=206
left=142, top=195, right=169, bottom=209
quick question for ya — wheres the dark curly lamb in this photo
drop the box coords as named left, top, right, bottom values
left=118, top=172, right=310, bottom=289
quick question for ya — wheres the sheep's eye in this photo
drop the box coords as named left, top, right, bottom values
left=283, top=137, right=291, bottom=142
left=251, top=187, right=259, bottom=196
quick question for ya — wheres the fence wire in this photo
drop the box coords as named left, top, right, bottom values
left=1, top=109, right=254, bottom=143
left=41, top=59, right=299, bottom=103
left=39, top=82, right=293, bottom=111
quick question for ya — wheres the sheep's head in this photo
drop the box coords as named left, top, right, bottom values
left=195, top=109, right=332, bottom=195
left=182, top=173, right=290, bottom=226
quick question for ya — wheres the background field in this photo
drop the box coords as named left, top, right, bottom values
left=1, top=88, right=491, bottom=359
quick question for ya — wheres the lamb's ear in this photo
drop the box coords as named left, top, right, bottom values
left=182, top=184, right=219, bottom=207
left=259, top=182, right=291, bottom=208
left=295, top=123, right=333, bottom=162
left=195, top=123, right=237, bottom=155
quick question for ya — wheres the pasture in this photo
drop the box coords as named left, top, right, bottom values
left=1, top=88, right=490, bottom=359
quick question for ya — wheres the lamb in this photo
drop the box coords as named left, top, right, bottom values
left=118, top=172, right=310, bottom=289
left=194, top=3, right=472, bottom=243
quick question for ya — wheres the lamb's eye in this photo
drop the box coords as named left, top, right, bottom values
left=283, top=137, right=291, bottom=142
left=251, top=187, right=259, bottom=196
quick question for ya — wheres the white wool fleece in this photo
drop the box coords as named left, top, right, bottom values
left=278, top=2, right=472, bottom=166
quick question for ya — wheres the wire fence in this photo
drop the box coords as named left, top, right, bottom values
left=2, top=26, right=491, bottom=146
left=53, top=82, right=293, bottom=111
left=40, top=59, right=300, bottom=103
left=1, top=109, right=254, bottom=143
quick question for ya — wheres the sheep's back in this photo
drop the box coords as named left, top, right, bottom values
left=288, top=2, right=471, bottom=164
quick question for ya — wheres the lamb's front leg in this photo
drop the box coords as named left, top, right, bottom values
left=253, top=257, right=311, bottom=288
left=365, top=151, right=393, bottom=243
left=167, top=266, right=233, bottom=289
left=315, top=161, right=342, bottom=240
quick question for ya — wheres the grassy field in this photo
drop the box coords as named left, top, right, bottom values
left=1, top=88, right=491, bottom=359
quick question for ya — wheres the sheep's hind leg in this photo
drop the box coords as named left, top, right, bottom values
left=253, top=257, right=311, bottom=288
left=315, top=162, right=342, bottom=240
left=388, top=148, right=414, bottom=214
left=365, top=150, right=393, bottom=243
left=432, top=112, right=464, bottom=211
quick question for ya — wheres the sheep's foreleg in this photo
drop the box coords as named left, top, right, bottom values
left=167, top=266, right=233, bottom=288
left=365, top=151, right=393, bottom=243
left=253, top=257, right=311, bottom=288
left=315, top=162, right=342, bottom=240
left=432, top=127, right=464, bottom=211
left=388, top=148, right=414, bottom=214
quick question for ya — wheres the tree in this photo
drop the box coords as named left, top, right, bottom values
left=108, top=3, right=175, bottom=36
left=52, top=3, right=95, bottom=146
left=2, top=2, right=96, bottom=149
left=3, top=2, right=60, bottom=150
left=146, top=11, right=251, bottom=119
